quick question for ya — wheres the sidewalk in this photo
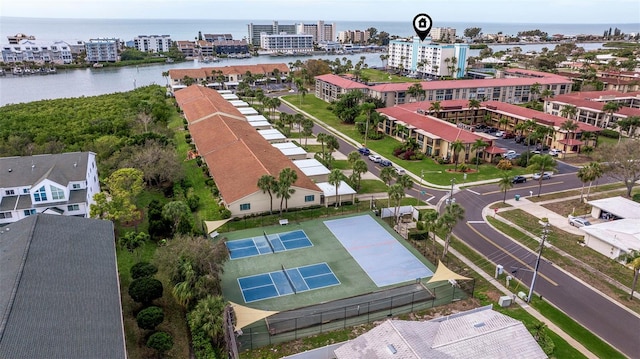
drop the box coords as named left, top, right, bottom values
left=498, top=196, right=584, bottom=235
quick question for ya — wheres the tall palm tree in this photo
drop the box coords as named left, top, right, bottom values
left=560, top=104, right=577, bottom=119
left=388, top=183, right=405, bottom=224
left=560, top=119, right=580, bottom=152
left=277, top=168, right=297, bottom=214
left=325, top=134, right=340, bottom=168
left=603, top=101, right=621, bottom=128
left=294, top=77, right=304, bottom=105
left=379, top=54, right=389, bottom=69
left=471, top=139, right=488, bottom=172
left=577, top=165, right=594, bottom=202
left=468, top=99, right=481, bottom=119
left=407, top=83, right=425, bottom=102
left=498, top=171, right=513, bottom=203
left=396, top=174, right=414, bottom=192
left=294, top=113, right=304, bottom=141
left=530, top=82, right=541, bottom=102
left=585, top=162, right=603, bottom=200
left=450, top=140, right=465, bottom=170
left=616, top=250, right=640, bottom=300
left=161, top=71, right=170, bottom=86
left=257, top=174, right=277, bottom=214
left=499, top=117, right=509, bottom=131
left=380, top=167, right=396, bottom=187
left=328, top=168, right=346, bottom=207
left=527, top=154, right=557, bottom=197
left=439, top=202, right=465, bottom=258
left=360, top=102, right=376, bottom=147
left=302, top=118, right=314, bottom=147
left=352, top=159, right=368, bottom=190
left=347, top=151, right=361, bottom=166
left=316, top=133, right=327, bottom=160
left=188, top=295, right=226, bottom=344
left=422, top=210, right=440, bottom=255
left=429, top=101, right=442, bottom=118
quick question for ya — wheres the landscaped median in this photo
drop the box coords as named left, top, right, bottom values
left=280, top=94, right=528, bottom=187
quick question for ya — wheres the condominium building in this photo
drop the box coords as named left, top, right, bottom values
left=247, top=21, right=296, bottom=46
left=297, top=21, right=336, bottom=42
left=0, top=152, right=100, bottom=225
left=1, top=39, right=73, bottom=64
left=430, top=27, right=456, bottom=42
left=337, top=30, right=370, bottom=44
left=260, top=33, right=313, bottom=53
left=388, top=37, right=469, bottom=78
left=85, top=38, right=120, bottom=62
left=204, top=33, right=233, bottom=42
left=133, top=35, right=172, bottom=53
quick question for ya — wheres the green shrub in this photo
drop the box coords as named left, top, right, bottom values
left=136, top=306, right=164, bottom=330
left=130, top=262, right=158, bottom=279
left=128, top=277, right=163, bottom=304
left=600, top=129, right=619, bottom=138
left=633, top=193, right=640, bottom=203
left=147, top=332, right=174, bottom=355
left=408, top=230, right=429, bottom=241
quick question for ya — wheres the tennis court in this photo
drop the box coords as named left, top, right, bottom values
left=238, top=263, right=340, bottom=303
left=226, top=230, right=312, bottom=260
left=324, top=215, right=433, bottom=287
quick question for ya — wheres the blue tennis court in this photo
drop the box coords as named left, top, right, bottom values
left=237, top=263, right=340, bottom=303
left=324, top=215, right=433, bottom=287
left=226, top=230, right=312, bottom=260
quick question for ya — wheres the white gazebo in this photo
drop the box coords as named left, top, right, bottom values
left=316, top=180, right=357, bottom=207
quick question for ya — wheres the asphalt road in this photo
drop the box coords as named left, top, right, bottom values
left=279, top=99, right=640, bottom=357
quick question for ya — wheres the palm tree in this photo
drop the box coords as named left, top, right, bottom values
left=522, top=119, right=538, bottom=163
left=468, top=99, right=481, bottom=118
left=328, top=168, right=346, bottom=207
left=407, top=83, right=425, bottom=102
left=499, top=117, right=509, bottom=131
left=302, top=118, right=314, bottom=147
left=161, top=71, right=170, bottom=86
left=560, top=105, right=577, bottom=119
left=325, top=134, right=340, bottom=168
left=352, top=159, right=368, bottom=190
left=388, top=183, right=405, bottom=224
left=429, top=101, right=442, bottom=118
left=577, top=165, right=594, bottom=202
left=450, top=140, right=465, bottom=170
left=360, top=102, right=376, bottom=147
left=317, top=133, right=327, bottom=160
left=530, top=82, right=541, bottom=102
left=379, top=54, right=389, bottom=69
left=396, top=174, right=414, bottom=192
left=560, top=119, right=580, bottom=152
left=294, top=77, right=304, bottom=105
left=471, top=139, right=488, bottom=172
left=188, top=295, right=226, bottom=343
left=257, top=174, right=277, bottom=214
left=603, top=101, right=621, bottom=128
left=294, top=113, right=304, bottom=141
left=616, top=250, right=640, bottom=300
left=527, top=154, right=557, bottom=197
left=498, top=171, right=513, bottom=203
left=380, top=166, right=396, bottom=187
left=277, top=168, right=297, bottom=214
left=347, top=151, right=361, bottom=166
left=422, top=210, right=440, bottom=255
left=439, top=202, right=465, bottom=258
left=585, top=162, right=603, bottom=200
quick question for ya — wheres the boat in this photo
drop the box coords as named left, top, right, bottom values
left=165, top=58, right=174, bottom=63
left=12, top=67, right=23, bottom=75
left=92, top=63, right=104, bottom=68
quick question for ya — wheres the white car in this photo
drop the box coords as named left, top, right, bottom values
left=395, top=167, right=406, bottom=175
left=495, top=130, right=504, bottom=137
left=568, top=216, right=591, bottom=227
left=549, top=149, right=563, bottom=156
left=532, top=172, right=553, bottom=180
left=368, top=154, right=381, bottom=163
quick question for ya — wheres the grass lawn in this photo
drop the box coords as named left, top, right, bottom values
left=359, top=68, right=421, bottom=83
left=331, top=160, right=350, bottom=170
left=281, top=95, right=528, bottom=186
left=358, top=179, right=389, bottom=193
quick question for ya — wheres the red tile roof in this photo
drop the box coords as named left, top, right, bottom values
left=315, top=74, right=369, bottom=89
left=174, top=85, right=320, bottom=204
left=377, top=106, right=486, bottom=144
left=485, top=146, right=506, bottom=154
left=550, top=92, right=640, bottom=117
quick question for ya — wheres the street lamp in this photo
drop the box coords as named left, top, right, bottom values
left=448, top=178, right=456, bottom=205
left=527, top=221, right=551, bottom=302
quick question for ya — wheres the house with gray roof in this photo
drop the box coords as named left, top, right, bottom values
left=0, top=214, right=126, bottom=358
left=333, top=305, right=547, bottom=359
left=0, top=152, right=100, bottom=225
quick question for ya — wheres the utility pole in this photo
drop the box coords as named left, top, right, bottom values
left=527, top=221, right=551, bottom=302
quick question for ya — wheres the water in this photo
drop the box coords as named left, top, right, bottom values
left=0, top=16, right=634, bottom=106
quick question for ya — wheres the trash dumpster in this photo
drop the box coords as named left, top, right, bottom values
left=515, top=194, right=521, bottom=201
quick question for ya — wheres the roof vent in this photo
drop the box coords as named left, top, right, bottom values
left=387, top=344, right=397, bottom=354
left=474, top=322, right=486, bottom=328
left=74, top=162, right=77, bottom=167
left=8, top=168, right=11, bottom=172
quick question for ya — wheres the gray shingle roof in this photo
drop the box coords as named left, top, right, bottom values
left=334, top=305, right=547, bottom=359
left=0, top=214, right=126, bottom=359
left=0, top=152, right=90, bottom=188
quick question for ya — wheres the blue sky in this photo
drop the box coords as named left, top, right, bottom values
left=2, top=0, right=639, bottom=24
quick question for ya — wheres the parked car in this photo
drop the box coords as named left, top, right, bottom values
left=532, top=172, right=552, bottom=180
left=549, top=149, right=563, bottom=156
left=512, top=175, right=527, bottom=184
left=515, top=135, right=525, bottom=143
left=395, top=167, right=406, bottom=175
left=505, top=153, right=521, bottom=160
left=568, top=215, right=592, bottom=227
left=495, top=130, right=504, bottom=137
left=358, top=147, right=370, bottom=155
left=368, top=154, right=381, bottom=163
left=503, top=132, right=515, bottom=139
left=380, top=159, right=392, bottom=167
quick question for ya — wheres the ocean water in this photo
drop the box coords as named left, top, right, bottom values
left=1, top=17, right=638, bottom=43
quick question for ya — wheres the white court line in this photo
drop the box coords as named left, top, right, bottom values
left=467, top=189, right=481, bottom=195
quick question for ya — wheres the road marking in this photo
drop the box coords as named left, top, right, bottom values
left=467, top=189, right=481, bottom=195
left=482, top=181, right=564, bottom=195
left=467, top=220, right=485, bottom=224
left=465, top=222, right=559, bottom=287
left=425, top=196, right=435, bottom=203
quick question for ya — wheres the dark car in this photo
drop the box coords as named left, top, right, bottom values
left=379, top=159, right=392, bottom=167
left=358, top=147, right=370, bottom=155
left=514, top=135, right=525, bottom=143
left=503, top=132, right=515, bottom=139
left=512, top=175, right=527, bottom=184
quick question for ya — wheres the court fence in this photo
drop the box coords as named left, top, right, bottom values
left=232, top=280, right=474, bottom=353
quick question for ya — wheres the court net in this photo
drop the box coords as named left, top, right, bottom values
left=282, top=264, right=297, bottom=294
left=263, top=231, right=275, bottom=253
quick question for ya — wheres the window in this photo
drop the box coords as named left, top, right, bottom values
left=240, top=203, right=251, bottom=211
left=72, top=183, right=81, bottom=189
left=67, top=204, right=80, bottom=211
left=0, top=212, right=12, bottom=219
left=304, top=195, right=315, bottom=202
left=5, top=190, right=15, bottom=195
left=50, top=185, right=65, bottom=200
left=24, top=209, right=36, bottom=216
left=23, top=188, right=29, bottom=194
left=33, top=186, right=47, bottom=202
